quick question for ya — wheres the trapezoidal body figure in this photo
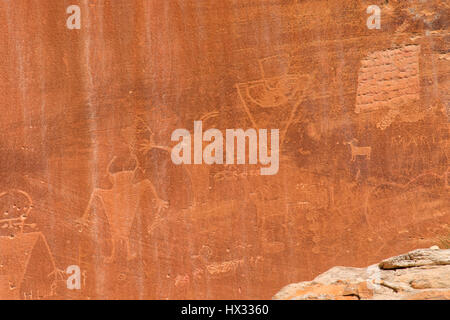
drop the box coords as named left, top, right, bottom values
left=77, top=156, right=168, bottom=263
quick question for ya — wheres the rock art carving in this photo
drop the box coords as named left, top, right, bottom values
left=0, top=232, right=58, bottom=299
left=0, top=0, right=448, bottom=300
left=355, top=45, right=421, bottom=129
left=0, top=190, right=62, bottom=299
left=135, top=116, right=172, bottom=155
left=344, top=139, right=372, bottom=162
left=235, top=54, right=316, bottom=144
left=0, top=189, right=36, bottom=234
left=77, top=156, right=169, bottom=263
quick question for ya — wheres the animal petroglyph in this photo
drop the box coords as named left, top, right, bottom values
left=344, top=139, right=372, bottom=162
left=77, top=156, right=168, bottom=263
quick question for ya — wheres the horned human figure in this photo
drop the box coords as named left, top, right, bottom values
left=77, top=156, right=168, bottom=263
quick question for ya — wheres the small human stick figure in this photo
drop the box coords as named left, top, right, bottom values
left=344, top=139, right=372, bottom=161
left=77, top=156, right=168, bottom=263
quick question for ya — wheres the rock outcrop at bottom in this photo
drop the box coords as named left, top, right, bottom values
left=273, top=247, right=450, bottom=300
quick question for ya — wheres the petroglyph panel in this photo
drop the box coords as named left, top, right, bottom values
left=0, top=0, right=448, bottom=300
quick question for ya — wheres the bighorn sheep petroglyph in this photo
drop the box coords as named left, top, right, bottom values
left=344, top=139, right=372, bottom=161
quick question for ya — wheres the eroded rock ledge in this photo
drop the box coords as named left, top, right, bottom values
left=273, top=247, right=450, bottom=300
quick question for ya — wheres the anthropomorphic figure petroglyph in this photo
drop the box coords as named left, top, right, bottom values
left=130, top=113, right=193, bottom=226
left=236, top=55, right=300, bottom=109
left=77, top=156, right=169, bottom=263
left=0, top=190, right=65, bottom=299
left=125, top=115, right=193, bottom=233
left=235, top=55, right=317, bottom=146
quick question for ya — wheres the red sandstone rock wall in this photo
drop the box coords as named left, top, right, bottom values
left=0, top=0, right=448, bottom=299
